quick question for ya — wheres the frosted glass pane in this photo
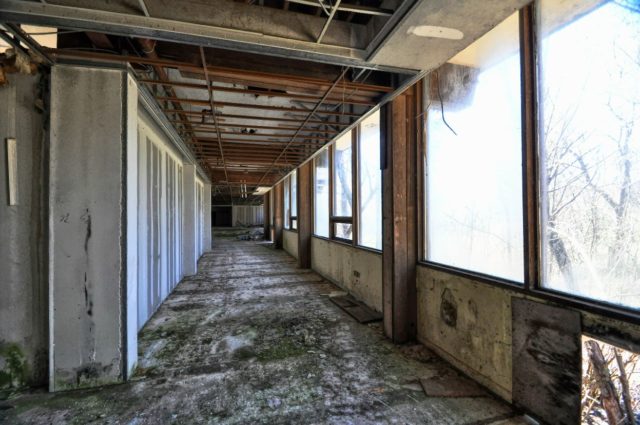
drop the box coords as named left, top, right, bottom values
left=291, top=169, right=297, bottom=217
left=333, top=132, right=353, bottom=217
left=358, top=111, right=382, bottom=250
left=284, top=175, right=290, bottom=229
left=425, top=11, right=524, bottom=282
left=314, top=149, right=330, bottom=237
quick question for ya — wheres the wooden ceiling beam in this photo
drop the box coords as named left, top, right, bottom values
left=164, top=111, right=352, bottom=126
left=50, top=50, right=393, bottom=94
left=156, top=96, right=361, bottom=117
left=139, top=78, right=376, bottom=105
left=191, top=130, right=332, bottom=140
left=170, top=120, right=341, bottom=134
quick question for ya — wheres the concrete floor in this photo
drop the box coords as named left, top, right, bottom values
left=1, top=239, right=528, bottom=424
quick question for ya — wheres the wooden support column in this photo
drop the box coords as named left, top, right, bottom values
left=382, top=84, right=419, bottom=343
left=297, top=161, right=312, bottom=268
left=274, top=182, right=284, bottom=249
left=263, top=192, right=271, bottom=241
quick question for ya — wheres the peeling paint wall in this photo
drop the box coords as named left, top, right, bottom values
left=416, top=263, right=640, bottom=408
left=283, top=230, right=298, bottom=259
left=416, top=266, right=513, bottom=400
left=311, top=237, right=382, bottom=312
left=0, top=73, right=48, bottom=390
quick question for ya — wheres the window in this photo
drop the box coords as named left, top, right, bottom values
left=283, top=175, right=290, bottom=230
left=358, top=111, right=382, bottom=250
left=424, top=11, right=524, bottom=282
left=538, top=1, right=640, bottom=308
left=332, top=131, right=353, bottom=240
left=290, top=170, right=297, bottom=230
left=314, top=148, right=330, bottom=238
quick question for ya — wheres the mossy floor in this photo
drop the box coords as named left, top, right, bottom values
left=1, top=240, right=527, bottom=424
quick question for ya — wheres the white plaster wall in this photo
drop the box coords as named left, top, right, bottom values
left=137, top=108, right=188, bottom=329
left=182, top=164, right=197, bottom=276
left=125, top=75, right=139, bottom=377
left=311, top=237, right=382, bottom=312
left=283, top=229, right=298, bottom=259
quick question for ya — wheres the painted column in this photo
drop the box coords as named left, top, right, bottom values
left=273, top=182, right=284, bottom=249
left=49, top=66, right=137, bottom=391
left=263, top=192, right=271, bottom=241
left=182, top=164, right=197, bottom=275
left=297, top=162, right=312, bottom=268
left=203, top=183, right=212, bottom=250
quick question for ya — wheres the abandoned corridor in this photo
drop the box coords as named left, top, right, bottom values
left=0, top=239, right=524, bottom=424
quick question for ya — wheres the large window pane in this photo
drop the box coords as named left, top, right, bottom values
left=333, top=132, right=353, bottom=217
left=283, top=175, right=290, bottom=230
left=291, top=170, right=297, bottom=230
left=425, top=11, right=524, bottom=282
left=538, top=1, right=640, bottom=308
left=314, top=149, right=330, bottom=237
left=358, top=111, right=382, bottom=250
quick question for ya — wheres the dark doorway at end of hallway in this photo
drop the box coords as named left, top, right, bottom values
left=212, top=206, right=232, bottom=227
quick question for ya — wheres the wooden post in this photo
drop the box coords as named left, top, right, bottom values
left=297, top=161, right=312, bottom=268
left=263, top=192, right=271, bottom=241
left=274, top=182, right=284, bottom=249
left=382, top=84, right=419, bottom=343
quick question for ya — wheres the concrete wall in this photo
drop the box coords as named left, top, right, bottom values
left=49, top=66, right=133, bottom=390
left=416, top=264, right=640, bottom=404
left=232, top=205, right=264, bottom=226
left=311, top=237, right=382, bottom=312
left=0, top=73, right=48, bottom=390
left=416, top=266, right=512, bottom=401
left=283, top=229, right=298, bottom=259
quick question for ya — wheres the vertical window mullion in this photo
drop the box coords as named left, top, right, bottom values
left=352, top=125, right=359, bottom=247
left=520, top=4, right=540, bottom=291
left=329, top=144, right=335, bottom=240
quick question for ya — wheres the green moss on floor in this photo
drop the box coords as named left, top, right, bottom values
left=256, top=339, right=307, bottom=362
left=0, top=343, right=29, bottom=390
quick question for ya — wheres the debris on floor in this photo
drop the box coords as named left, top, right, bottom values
left=329, top=293, right=383, bottom=324
left=420, top=372, right=487, bottom=398
left=0, top=239, right=519, bottom=424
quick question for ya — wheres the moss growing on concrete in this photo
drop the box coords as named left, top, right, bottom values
left=256, top=339, right=307, bottom=362
left=0, top=343, right=29, bottom=390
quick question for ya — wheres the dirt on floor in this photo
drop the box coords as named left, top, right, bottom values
left=1, top=240, right=530, bottom=424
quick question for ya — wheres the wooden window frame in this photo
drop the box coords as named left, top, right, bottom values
left=417, top=4, right=640, bottom=324
left=329, top=129, right=356, bottom=245
left=355, top=114, right=384, bottom=253
left=290, top=170, right=298, bottom=231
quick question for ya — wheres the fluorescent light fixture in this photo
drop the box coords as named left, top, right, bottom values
left=252, top=186, right=271, bottom=195
left=407, top=25, right=463, bottom=40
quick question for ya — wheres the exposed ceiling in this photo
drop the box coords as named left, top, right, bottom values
left=0, top=0, right=532, bottom=203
